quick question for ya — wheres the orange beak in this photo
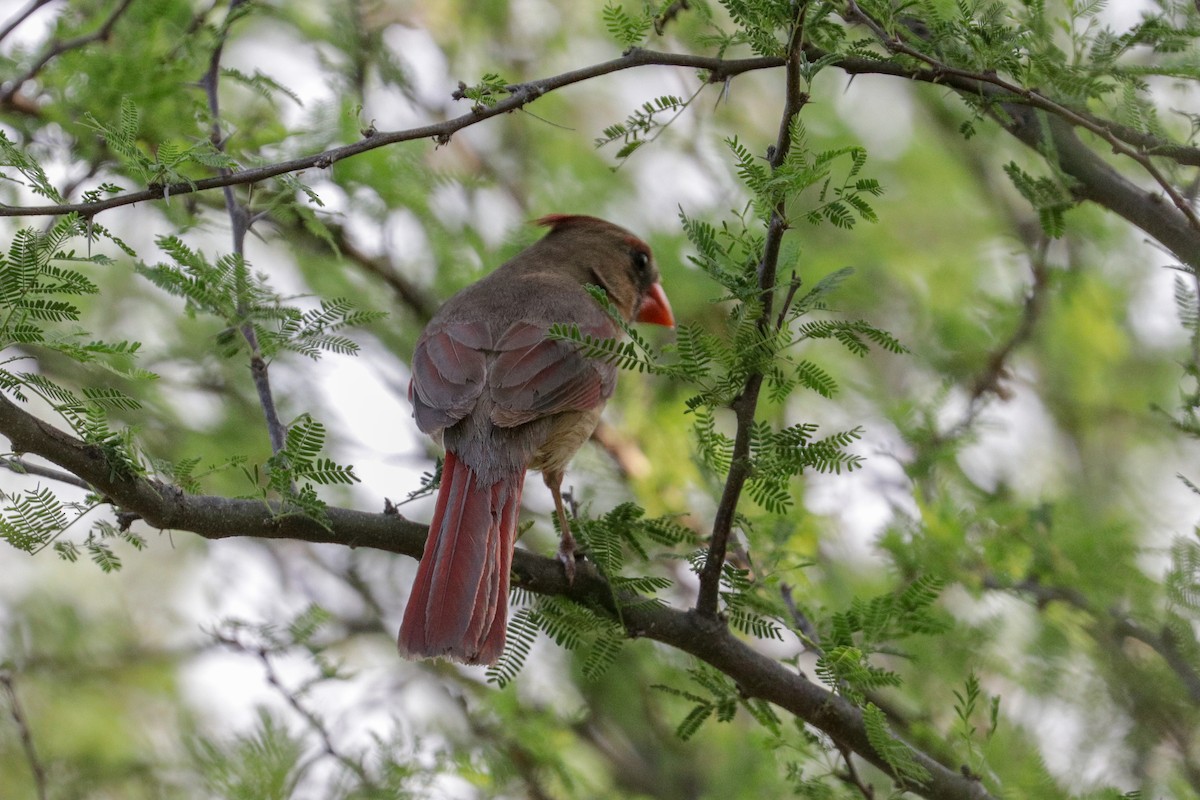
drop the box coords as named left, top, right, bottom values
left=635, top=282, right=675, bottom=328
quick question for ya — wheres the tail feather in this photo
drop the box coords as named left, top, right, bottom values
left=398, top=451, right=523, bottom=665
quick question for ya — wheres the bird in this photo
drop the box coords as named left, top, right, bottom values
left=398, top=214, right=675, bottom=665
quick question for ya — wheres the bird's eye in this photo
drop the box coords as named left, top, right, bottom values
left=632, top=249, right=650, bottom=273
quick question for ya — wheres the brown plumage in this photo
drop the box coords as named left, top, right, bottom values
left=398, top=215, right=674, bottom=665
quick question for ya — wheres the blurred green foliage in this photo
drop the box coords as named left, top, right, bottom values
left=2, top=0, right=1200, bottom=798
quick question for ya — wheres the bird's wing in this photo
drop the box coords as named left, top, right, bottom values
left=488, top=319, right=618, bottom=428
left=409, top=319, right=491, bottom=434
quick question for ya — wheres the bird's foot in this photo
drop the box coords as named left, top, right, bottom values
left=557, top=533, right=577, bottom=584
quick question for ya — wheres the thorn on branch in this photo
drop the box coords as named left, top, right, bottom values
left=115, top=510, right=141, bottom=531
left=506, top=83, right=544, bottom=104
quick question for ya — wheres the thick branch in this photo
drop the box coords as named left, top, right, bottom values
left=0, top=388, right=992, bottom=800
left=805, top=44, right=1200, bottom=271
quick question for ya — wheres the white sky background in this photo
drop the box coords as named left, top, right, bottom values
left=1, top=0, right=1199, bottom=795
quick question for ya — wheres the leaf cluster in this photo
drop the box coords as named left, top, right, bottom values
left=676, top=212, right=901, bottom=497
left=489, top=504, right=697, bottom=687
left=0, top=220, right=148, bottom=445
left=717, top=0, right=798, bottom=57
left=81, top=97, right=236, bottom=189
left=247, top=414, right=360, bottom=524
left=815, top=576, right=949, bottom=702
left=602, top=2, right=655, bottom=49
left=653, top=663, right=782, bottom=741
left=1003, top=160, right=1075, bottom=238
left=728, top=120, right=883, bottom=228
left=138, top=236, right=384, bottom=361
left=456, top=73, right=511, bottom=111
left=487, top=593, right=628, bottom=688
left=595, top=94, right=690, bottom=162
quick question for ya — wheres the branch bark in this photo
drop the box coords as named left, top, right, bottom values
left=0, top=49, right=784, bottom=219
left=696, top=7, right=807, bottom=618
left=0, top=383, right=994, bottom=800
left=807, top=44, right=1200, bottom=271
left=3, top=36, right=1194, bottom=281
left=0, top=0, right=137, bottom=106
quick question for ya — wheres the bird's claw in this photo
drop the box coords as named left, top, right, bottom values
left=557, top=541, right=577, bottom=584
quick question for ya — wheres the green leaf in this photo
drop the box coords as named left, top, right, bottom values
left=602, top=2, right=652, bottom=48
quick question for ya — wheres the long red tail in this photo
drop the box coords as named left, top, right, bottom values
left=398, top=450, right=523, bottom=665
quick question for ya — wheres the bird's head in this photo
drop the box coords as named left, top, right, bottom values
left=535, top=214, right=675, bottom=328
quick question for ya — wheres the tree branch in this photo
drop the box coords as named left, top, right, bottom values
left=197, top=0, right=289, bottom=458
left=1, top=671, right=48, bottom=800
left=799, top=42, right=1200, bottom=271
left=3, top=31, right=1192, bottom=284
left=842, top=0, right=1200, bottom=230
left=268, top=214, right=439, bottom=323
left=0, top=0, right=55, bottom=46
left=697, top=8, right=807, bottom=618
left=215, top=629, right=380, bottom=790
left=0, top=49, right=783, bottom=219
left=0, top=0, right=137, bottom=107
left=983, top=575, right=1200, bottom=707
left=933, top=238, right=1052, bottom=446
left=1, top=454, right=93, bottom=490
left=0, top=382, right=993, bottom=800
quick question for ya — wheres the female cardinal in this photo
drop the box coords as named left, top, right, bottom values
left=398, top=214, right=674, bottom=665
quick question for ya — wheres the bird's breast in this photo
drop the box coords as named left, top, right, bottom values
left=528, top=408, right=604, bottom=477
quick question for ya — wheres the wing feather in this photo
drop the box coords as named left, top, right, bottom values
left=410, top=320, right=491, bottom=433
left=490, top=320, right=617, bottom=428
left=409, top=315, right=619, bottom=433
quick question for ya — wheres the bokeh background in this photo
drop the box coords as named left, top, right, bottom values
left=3, top=0, right=1200, bottom=797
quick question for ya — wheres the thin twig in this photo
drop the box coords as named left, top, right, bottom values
left=774, top=271, right=803, bottom=332
left=0, top=49, right=785, bottom=219
left=781, top=582, right=824, bottom=655
left=0, top=0, right=55, bottom=45
left=696, top=5, right=809, bottom=618
left=269, top=215, right=438, bottom=323
left=199, top=0, right=288, bottom=457
left=259, top=649, right=375, bottom=786
left=935, top=237, right=1052, bottom=445
left=0, top=0, right=137, bottom=105
left=1, top=672, right=49, bottom=800
left=455, top=693, right=556, bottom=800
left=1, top=454, right=93, bottom=490
left=216, top=631, right=379, bottom=790
left=836, top=740, right=876, bottom=799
